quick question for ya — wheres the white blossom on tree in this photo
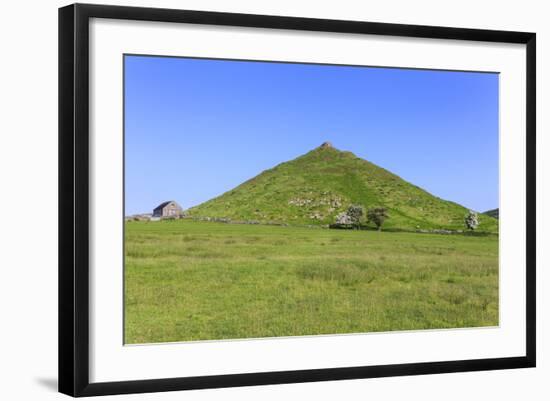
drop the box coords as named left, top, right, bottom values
left=334, top=205, right=365, bottom=228
left=347, top=205, right=365, bottom=227
left=464, top=210, right=479, bottom=230
left=335, top=211, right=354, bottom=225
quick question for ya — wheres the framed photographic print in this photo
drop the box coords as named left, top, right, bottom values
left=58, top=3, right=536, bottom=397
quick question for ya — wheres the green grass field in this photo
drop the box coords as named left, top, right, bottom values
left=125, top=220, right=498, bottom=344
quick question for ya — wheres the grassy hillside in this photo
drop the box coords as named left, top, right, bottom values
left=188, top=143, right=498, bottom=232
left=483, top=208, right=499, bottom=219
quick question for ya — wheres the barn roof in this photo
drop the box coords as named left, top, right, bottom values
left=154, top=200, right=179, bottom=210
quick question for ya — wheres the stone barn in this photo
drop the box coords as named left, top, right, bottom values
left=153, top=201, right=182, bottom=218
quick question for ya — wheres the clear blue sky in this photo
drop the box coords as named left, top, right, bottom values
left=124, top=55, right=499, bottom=215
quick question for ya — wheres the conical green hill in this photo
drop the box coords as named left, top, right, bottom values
left=187, top=142, right=498, bottom=232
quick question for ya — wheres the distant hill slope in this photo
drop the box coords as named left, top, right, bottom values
left=483, top=208, right=499, bottom=219
left=188, top=143, right=498, bottom=232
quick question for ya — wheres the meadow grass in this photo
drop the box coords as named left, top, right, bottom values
left=125, top=220, right=498, bottom=344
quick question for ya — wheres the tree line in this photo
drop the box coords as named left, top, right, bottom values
left=331, top=205, right=480, bottom=232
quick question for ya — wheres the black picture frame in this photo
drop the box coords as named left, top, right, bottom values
left=59, top=3, right=536, bottom=397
